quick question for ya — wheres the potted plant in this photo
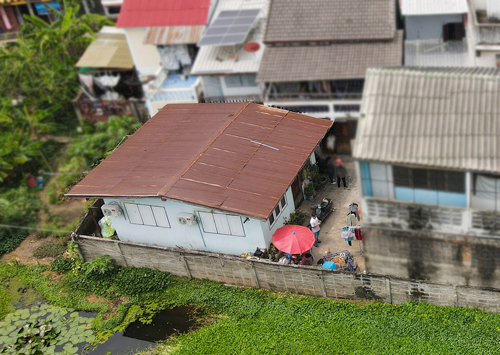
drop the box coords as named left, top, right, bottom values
left=304, top=182, right=315, bottom=201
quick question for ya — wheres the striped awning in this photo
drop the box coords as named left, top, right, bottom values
left=143, top=26, right=205, bottom=45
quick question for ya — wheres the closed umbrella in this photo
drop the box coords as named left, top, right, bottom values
left=272, top=225, right=315, bottom=254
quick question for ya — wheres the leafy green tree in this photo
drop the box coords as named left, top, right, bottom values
left=0, top=3, right=111, bottom=182
left=0, top=1, right=111, bottom=106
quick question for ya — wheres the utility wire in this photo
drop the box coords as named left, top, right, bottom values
left=0, top=223, right=73, bottom=234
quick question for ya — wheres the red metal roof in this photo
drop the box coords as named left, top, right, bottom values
left=67, top=103, right=332, bottom=219
left=116, top=0, right=211, bottom=28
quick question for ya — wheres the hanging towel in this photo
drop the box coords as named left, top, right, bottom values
left=158, top=45, right=192, bottom=70
left=341, top=227, right=354, bottom=241
left=346, top=213, right=357, bottom=227
left=349, top=203, right=360, bottom=221
left=78, top=74, right=94, bottom=95
left=94, top=74, right=120, bottom=88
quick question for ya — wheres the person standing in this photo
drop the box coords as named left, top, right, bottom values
left=326, top=133, right=336, bottom=154
left=335, top=157, right=347, bottom=189
left=326, top=156, right=335, bottom=184
left=310, top=212, right=321, bottom=247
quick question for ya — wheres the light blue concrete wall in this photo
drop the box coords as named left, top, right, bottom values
left=438, top=191, right=467, bottom=207
left=405, top=14, right=463, bottom=40
left=103, top=196, right=270, bottom=255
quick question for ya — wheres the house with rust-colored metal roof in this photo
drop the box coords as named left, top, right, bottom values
left=67, top=103, right=331, bottom=255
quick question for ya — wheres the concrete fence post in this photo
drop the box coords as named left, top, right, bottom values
left=250, top=262, right=260, bottom=288
left=115, top=243, right=128, bottom=267
left=319, top=271, right=328, bottom=297
left=454, top=285, right=459, bottom=307
left=386, top=278, right=392, bottom=304
left=179, top=253, right=192, bottom=278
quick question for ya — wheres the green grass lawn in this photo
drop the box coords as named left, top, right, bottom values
left=1, top=259, right=499, bottom=355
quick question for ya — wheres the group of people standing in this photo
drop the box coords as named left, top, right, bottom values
left=326, top=156, right=348, bottom=189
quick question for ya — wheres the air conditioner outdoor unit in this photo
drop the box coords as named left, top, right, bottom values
left=177, top=213, right=197, bottom=226
left=101, top=204, right=123, bottom=218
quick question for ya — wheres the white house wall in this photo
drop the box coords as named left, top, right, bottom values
left=475, top=50, right=498, bottom=67
left=124, top=28, right=161, bottom=75
left=260, top=187, right=296, bottom=247
left=103, top=197, right=269, bottom=255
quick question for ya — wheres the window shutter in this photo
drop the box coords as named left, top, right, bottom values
left=443, top=24, right=450, bottom=41
left=138, top=205, right=156, bottom=226
left=227, top=215, right=245, bottom=236
left=199, top=212, right=217, bottom=234
left=213, top=214, right=231, bottom=235
left=152, top=206, right=170, bottom=228
left=454, top=22, right=465, bottom=39
left=124, top=203, right=143, bottom=225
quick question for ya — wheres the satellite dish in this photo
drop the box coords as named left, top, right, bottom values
left=244, top=42, right=261, bottom=52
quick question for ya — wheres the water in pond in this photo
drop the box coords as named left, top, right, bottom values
left=86, top=306, right=201, bottom=355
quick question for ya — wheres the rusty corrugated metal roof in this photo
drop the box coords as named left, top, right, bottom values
left=66, top=103, right=332, bottom=219
left=143, top=26, right=205, bottom=45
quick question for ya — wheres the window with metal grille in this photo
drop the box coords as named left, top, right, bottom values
left=393, top=166, right=465, bottom=193
left=124, top=203, right=170, bottom=228
left=198, top=212, right=245, bottom=237
left=269, top=194, right=288, bottom=228
left=224, top=74, right=258, bottom=87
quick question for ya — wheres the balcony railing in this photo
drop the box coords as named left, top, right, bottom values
left=364, top=197, right=500, bottom=237
left=72, top=93, right=148, bottom=123
left=265, top=92, right=362, bottom=101
left=405, top=38, right=470, bottom=67
left=200, top=94, right=263, bottom=103
left=146, top=76, right=201, bottom=103
left=0, top=31, right=18, bottom=42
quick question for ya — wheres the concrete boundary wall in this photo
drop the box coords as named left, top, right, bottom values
left=73, top=234, right=500, bottom=313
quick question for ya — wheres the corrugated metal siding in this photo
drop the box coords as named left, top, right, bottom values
left=67, top=103, right=332, bottom=219
left=76, top=33, right=134, bottom=69
left=402, top=0, right=468, bottom=15
left=143, top=26, right=205, bottom=45
left=353, top=67, right=500, bottom=173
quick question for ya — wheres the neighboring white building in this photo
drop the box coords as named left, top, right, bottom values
left=66, top=103, right=332, bottom=256
left=100, top=0, right=122, bottom=18
left=353, top=67, right=500, bottom=286
left=256, top=0, right=403, bottom=155
left=401, top=0, right=473, bottom=67
left=116, top=0, right=214, bottom=117
left=191, top=0, right=269, bottom=103
left=354, top=67, right=500, bottom=236
left=468, top=0, right=500, bottom=68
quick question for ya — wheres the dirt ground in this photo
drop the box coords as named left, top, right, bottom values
left=37, top=174, right=88, bottom=228
left=1, top=235, right=63, bottom=266
left=298, top=156, right=365, bottom=271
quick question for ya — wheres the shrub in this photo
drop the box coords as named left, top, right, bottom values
left=0, top=186, right=43, bottom=256
left=80, top=255, right=117, bottom=278
left=33, top=241, right=67, bottom=259
left=115, top=267, right=175, bottom=297
left=50, top=256, right=77, bottom=274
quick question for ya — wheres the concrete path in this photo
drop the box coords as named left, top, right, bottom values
left=297, top=156, right=365, bottom=272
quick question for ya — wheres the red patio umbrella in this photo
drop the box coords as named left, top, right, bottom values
left=272, top=225, right=315, bottom=254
